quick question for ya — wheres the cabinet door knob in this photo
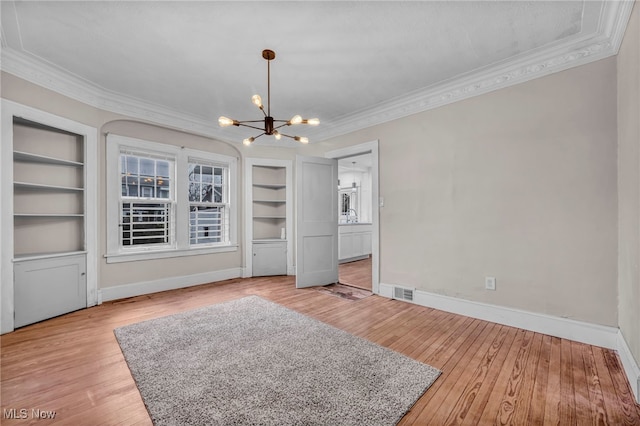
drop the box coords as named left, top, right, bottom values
left=253, top=253, right=256, bottom=256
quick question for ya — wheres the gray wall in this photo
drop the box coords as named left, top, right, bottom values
left=304, top=57, right=619, bottom=327
left=618, top=3, right=640, bottom=367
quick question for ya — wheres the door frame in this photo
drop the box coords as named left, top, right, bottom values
left=1, top=100, right=98, bottom=334
left=324, top=140, right=380, bottom=294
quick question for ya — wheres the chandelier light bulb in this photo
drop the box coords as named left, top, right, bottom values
left=305, top=118, right=320, bottom=126
left=290, top=115, right=303, bottom=125
left=243, top=137, right=255, bottom=146
left=294, top=136, right=309, bottom=144
left=251, top=95, right=263, bottom=108
left=274, top=131, right=282, bottom=140
left=218, top=116, right=235, bottom=127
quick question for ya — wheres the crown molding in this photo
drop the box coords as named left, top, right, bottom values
left=0, top=48, right=237, bottom=143
left=306, top=37, right=614, bottom=142
left=307, top=0, right=634, bottom=142
left=0, top=1, right=634, bottom=145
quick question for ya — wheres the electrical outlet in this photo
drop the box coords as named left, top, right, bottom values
left=485, top=276, right=496, bottom=290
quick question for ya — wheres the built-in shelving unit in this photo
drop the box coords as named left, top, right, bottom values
left=252, top=165, right=287, bottom=241
left=12, top=118, right=86, bottom=258
left=9, top=117, right=88, bottom=329
left=2, top=101, right=98, bottom=334
left=245, top=159, right=293, bottom=277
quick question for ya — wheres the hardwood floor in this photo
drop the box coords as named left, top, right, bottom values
left=2, top=276, right=639, bottom=425
left=339, top=256, right=372, bottom=290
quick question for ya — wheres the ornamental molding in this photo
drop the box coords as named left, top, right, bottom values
left=0, top=1, right=634, bottom=145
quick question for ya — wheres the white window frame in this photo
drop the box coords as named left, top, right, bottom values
left=119, top=150, right=177, bottom=250
left=106, top=134, right=237, bottom=263
left=187, top=157, right=230, bottom=247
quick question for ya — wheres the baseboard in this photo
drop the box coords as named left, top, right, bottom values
left=339, top=255, right=369, bottom=264
left=101, top=268, right=243, bottom=302
left=617, top=330, right=640, bottom=403
left=242, top=267, right=252, bottom=278
left=379, top=282, right=640, bottom=402
left=242, top=266, right=295, bottom=277
left=379, top=283, right=619, bottom=349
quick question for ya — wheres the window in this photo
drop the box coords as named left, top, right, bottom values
left=120, top=153, right=174, bottom=248
left=339, top=188, right=358, bottom=223
left=106, top=134, right=237, bottom=263
left=188, top=160, right=229, bottom=245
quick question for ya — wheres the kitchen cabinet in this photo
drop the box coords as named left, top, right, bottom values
left=339, top=224, right=372, bottom=262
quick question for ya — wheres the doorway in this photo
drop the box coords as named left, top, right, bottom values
left=325, top=141, right=379, bottom=294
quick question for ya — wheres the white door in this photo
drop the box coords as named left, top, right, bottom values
left=296, top=155, right=338, bottom=288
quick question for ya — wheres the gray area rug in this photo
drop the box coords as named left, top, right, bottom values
left=114, top=295, right=440, bottom=425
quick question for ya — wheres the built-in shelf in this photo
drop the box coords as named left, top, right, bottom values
left=14, top=213, right=84, bottom=218
left=254, top=216, right=286, bottom=219
left=253, top=238, right=287, bottom=242
left=13, top=150, right=83, bottom=167
left=253, top=183, right=286, bottom=189
left=14, top=181, right=84, bottom=192
left=13, top=250, right=87, bottom=262
left=253, top=199, right=286, bottom=204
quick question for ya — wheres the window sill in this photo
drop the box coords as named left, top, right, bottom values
left=105, top=244, right=239, bottom=264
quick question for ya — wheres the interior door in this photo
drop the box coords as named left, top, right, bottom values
left=296, top=155, right=338, bottom=288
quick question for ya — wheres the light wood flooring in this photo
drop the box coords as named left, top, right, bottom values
left=2, top=276, right=640, bottom=425
left=339, top=256, right=372, bottom=290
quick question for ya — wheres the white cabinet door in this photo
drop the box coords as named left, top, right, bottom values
left=253, top=242, right=287, bottom=276
left=339, top=233, right=354, bottom=260
left=362, top=231, right=372, bottom=255
left=14, top=254, right=86, bottom=328
left=339, top=226, right=372, bottom=261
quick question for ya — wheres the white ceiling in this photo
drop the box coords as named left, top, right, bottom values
left=0, top=1, right=633, bottom=147
left=339, top=153, right=372, bottom=172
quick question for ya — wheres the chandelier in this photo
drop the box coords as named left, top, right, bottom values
left=218, top=49, right=319, bottom=145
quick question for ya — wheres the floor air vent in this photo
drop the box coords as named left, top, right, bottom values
left=393, top=286, right=414, bottom=302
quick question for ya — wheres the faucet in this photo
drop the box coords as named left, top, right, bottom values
left=348, top=208, right=358, bottom=223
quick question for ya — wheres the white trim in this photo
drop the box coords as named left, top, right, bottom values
left=379, top=283, right=619, bottom=349
left=325, top=141, right=379, bottom=294
left=339, top=255, right=369, bottom=265
left=380, top=282, right=640, bottom=400
left=100, top=268, right=242, bottom=302
left=105, top=244, right=239, bottom=264
left=106, top=134, right=238, bottom=261
left=0, top=2, right=633, bottom=145
left=605, top=0, right=636, bottom=54
left=617, top=330, right=640, bottom=403
left=244, top=158, right=293, bottom=277
left=304, top=2, right=635, bottom=142
left=1, top=100, right=99, bottom=334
